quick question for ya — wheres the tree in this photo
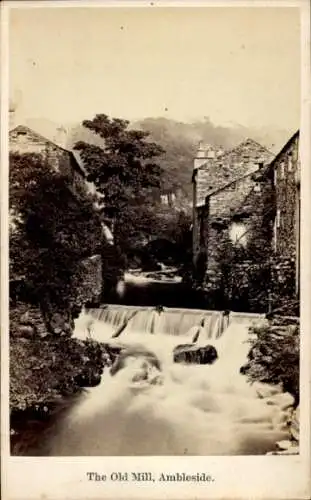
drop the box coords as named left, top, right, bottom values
left=74, top=114, right=164, bottom=250
left=10, top=152, right=102, bottom=310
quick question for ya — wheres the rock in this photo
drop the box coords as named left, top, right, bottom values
left=173, top=344, right=218, bottom=365
left=16, top=325, right=35, bottom=338
left=110, top=345, right=162, bottom=376
left=174, top=343, right=195, bottom=353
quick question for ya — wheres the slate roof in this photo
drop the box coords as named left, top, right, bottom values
left=194, top=138, right=275, bottom=207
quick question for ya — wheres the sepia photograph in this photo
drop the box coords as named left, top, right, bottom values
left=2, top=5, right=310, bottom=497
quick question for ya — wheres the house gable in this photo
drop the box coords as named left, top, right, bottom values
left=195, top=138, right=274, bottom=207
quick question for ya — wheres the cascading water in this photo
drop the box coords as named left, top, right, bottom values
left=38, top=306, right=293, bottom=456
left=75, top=306, right=230, bottom=340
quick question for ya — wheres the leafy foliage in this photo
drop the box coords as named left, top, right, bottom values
left=72, top=114, right=196, bottom=268
left=10, top=152, right=102, bottom=308
left=74, top=114, right=164, bottom=249
left=9, top=303, right=108, bottom=413
left=241, top=321, right=300, bottom=406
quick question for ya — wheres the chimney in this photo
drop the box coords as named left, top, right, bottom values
left=194, top=141, right=218, bottom=170
left=207, top=149, right=216, bottom=159
left=194, top=141, right=211, bottom=170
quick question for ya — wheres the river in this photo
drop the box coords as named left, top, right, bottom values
left=103, top=270, right=208, bottom=308
left=12, top=273, right=293, bottom=456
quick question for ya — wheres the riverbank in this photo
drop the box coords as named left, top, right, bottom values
left=9, top=300, right=108, bottom=452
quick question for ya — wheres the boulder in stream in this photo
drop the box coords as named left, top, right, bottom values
left=173, top=344, right=218, bottom=365
left=110, top=344, right=162, bottom=377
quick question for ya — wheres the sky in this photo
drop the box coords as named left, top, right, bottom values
left=9, top=6, right=301, bottom=130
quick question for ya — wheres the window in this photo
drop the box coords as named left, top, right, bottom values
left=229, top=222, right=248, bottom=247
left=274, top=167, right=277, bottom=185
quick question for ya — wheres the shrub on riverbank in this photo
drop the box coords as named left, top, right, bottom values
left=10, top=303, right=108, bottom=414
left=241, top=317, right=300, bottom=407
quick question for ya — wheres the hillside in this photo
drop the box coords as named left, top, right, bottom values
left=134, top=117, right=295, bottom=199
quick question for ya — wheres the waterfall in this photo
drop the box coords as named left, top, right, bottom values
left=74, top=305, right=261, bottom=344
left=28, top=305, right=292, bottom=457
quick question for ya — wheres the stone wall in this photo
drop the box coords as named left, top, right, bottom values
left=273, top=132, right=299, bottom=259
left=225, top=261, right=271, bottom=313
left=270, top=256, right=298, bottom=314
left=198, top=169, right=275, bottom=309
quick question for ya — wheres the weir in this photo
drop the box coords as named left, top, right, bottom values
left=75, top=304, right=263, bottom=342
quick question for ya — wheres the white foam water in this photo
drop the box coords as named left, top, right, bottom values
left=42, top=308, right=292, bottom=456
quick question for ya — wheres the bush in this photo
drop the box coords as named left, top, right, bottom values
left=10, top=152, right=102, bottom=311
left=10, top=325, right=108, bottom=413
left=241, top=320, right=300, bottom=406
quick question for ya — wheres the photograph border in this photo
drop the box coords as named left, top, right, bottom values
left=1, top=1, right=310, bottom=499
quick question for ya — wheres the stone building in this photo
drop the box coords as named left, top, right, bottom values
left=193, top=139, right=273, bottom=251
left=270, top=130, right=300, bottom=299
left=9, top=125, right=88, bottom=199
left=192, top=132, right=300, bottom=313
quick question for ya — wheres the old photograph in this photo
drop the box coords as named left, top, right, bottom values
left=7, top=4, right=302, bottom=460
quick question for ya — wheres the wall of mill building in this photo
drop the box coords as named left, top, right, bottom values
left=192, top=134, right=300, bottom=313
